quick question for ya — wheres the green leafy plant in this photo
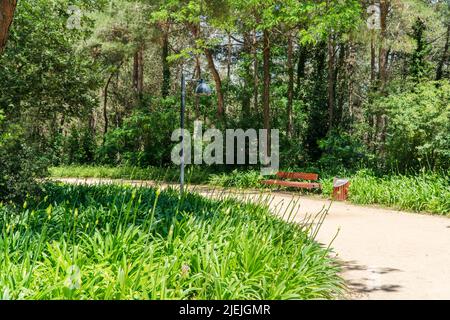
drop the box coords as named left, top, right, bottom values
left=209, top=170, right=263, bottom=188
left=0, top=122, right=47, bottom=202
left=348, top=169, right=450, bottom=215
left=372, top=80, right=450, bottom=171
left=318, top=130, right=367, bottom=173
left=0, top=183, right=343, bottom=299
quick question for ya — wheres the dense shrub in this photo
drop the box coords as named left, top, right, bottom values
left=64, top=125, right=97, bottom=165
left=318, top=131, right=367, bottom=174
left=375, top=80, right=450, bottom=171
left=96, top=100, right=179, bottom=166
left=0, top=122, right=47, bottom=201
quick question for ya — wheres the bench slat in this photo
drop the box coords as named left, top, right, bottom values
left=276, top=172, right=319, bottom=181
left=261, top=180, right=321, bottom=189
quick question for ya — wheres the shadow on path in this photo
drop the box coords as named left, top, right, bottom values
left=339, top=260, right=402, bottom=296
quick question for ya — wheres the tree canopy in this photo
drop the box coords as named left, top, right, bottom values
left=0, top=0, right=449, bottom=186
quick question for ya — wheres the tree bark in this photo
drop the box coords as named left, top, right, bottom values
left=89, top=112, right=96, bottom=138
left=335, top=44, right=345, bottom=126
left=376, top=0, right=390, bottom=157
left=436, top=24, right=449, bottom=81
left=327, top=33, right=335, bottom=132
left=371, top=30, right=376, bottom=84
left=287, top=34, right=294, bottom=138
left=295, top=45, right=307, bottom=98
left=0, top=0, right=17, bottom=53
left=227, top=32, right=232, bottom=80
left=370, top=0, right=376, bottom=85
left=133, top=44, right=144, bottom=99
left=161, top=23, right=171, bottom=98
left=204, top=48, right=224, bottom=117
left=103, top=63, right=123, bottom=143
left=252, top=29, right=259, bottom=112
left=262, top=29, right=271, bottom=150
left=347, top=40, right=356, bottom=124
left=103, top=72, right=114, bottom=143
left=193, top=55, right=202, bottom=119
left=378, top=0, right=389, bottom=93
left=241, top=32, right=252, bottom=117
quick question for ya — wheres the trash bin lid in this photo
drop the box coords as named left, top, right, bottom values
left=333, top=178, right=350, bottom=188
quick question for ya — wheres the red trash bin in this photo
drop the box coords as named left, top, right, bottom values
left=333, top=178, right=350, bottom=201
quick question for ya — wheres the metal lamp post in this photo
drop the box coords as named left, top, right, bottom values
left=180, top=75, right=212, bottom=195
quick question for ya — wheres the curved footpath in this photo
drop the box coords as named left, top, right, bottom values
left=56, top=178, right=450, bottom=300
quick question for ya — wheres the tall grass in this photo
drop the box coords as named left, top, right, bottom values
left=348, top=170, right=450, bottom=215
left=49, top=165, right=210, bottom=184
left=209, top=170, right=263, bottom=188
left=49, top=166, right=450, bottom=215
left=0, top=183, right=343, bottom=300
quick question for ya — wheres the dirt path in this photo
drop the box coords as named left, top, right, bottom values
left=55, top=178, right=450, bottom=300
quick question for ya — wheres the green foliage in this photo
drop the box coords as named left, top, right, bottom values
left=0, top=0, right=101, bottom=177
left=0, top=184, right=343, bottom=299
left=97, top=100, right=179, bottom=166
left=1, top=0, right=449, bottom=215
left=0, top=0, right=100, bottom=122
left=86, top=0, right=150, bottom=65
left=302, top=42, right=329, bottom=162
left=62, top=126, right=97, bottom=165
left=375, top=80, right=450, bottom=170
left=410, top=17, right=432, bottom=79
left=0, top=125, right=47, bottom=202
left=318, top=131, right=367, bottom=173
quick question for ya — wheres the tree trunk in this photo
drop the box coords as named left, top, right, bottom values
left=371, top=30, right=376, bottom=84
left=241, top=32, right=252, bottom=117
left=204, top=48, right=224, bottom=117
left=161, top=23, right=171, bottom=98
left=376, top=0, right=390, bottom=157
left=89, top=111, right=96, bottom=138
left=227, top=32, right=232, bottom=80
left=133, top=45, right=144, bottom=99
left=0, top=0, right=17, bottom=53
left=188, top=22, right=202, bottom=80
left=336, top=44, right=346, bottom=126
left=370, top=0, right=376, bottom=85
left=436, top=24, right=449, bottom=81
left=252, top=29, right=259, bottom=112
left=287, top=34, right=294, bottom=138
left=195, top=55, right=201, bottom=79
left=378, top=0, right=389, bottom=93
left=295, top=45, right=307, bottom=98
left=327, top=33, right=335, bottom=132
left=103, top=63, right=123, bottom=143
left=347, top=40, right=356, bottom=124
left=193, top=55, right=202, bottom=118
left=262, top=29, right=271, bottom=150
left=103, top=73, right=114, bottom=143
left=59, top=114, right=66, bottom=135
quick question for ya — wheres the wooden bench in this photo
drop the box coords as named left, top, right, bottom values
left=261, top=172, right=322, bottom=190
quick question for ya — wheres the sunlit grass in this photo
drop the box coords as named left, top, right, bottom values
left=347, top=170, right=450, bottom=215
left=49, top=166, right=450, bottom=215
left=209, top=170, right=263, bottom=188
left=49, top=165, right=209, bottom=184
